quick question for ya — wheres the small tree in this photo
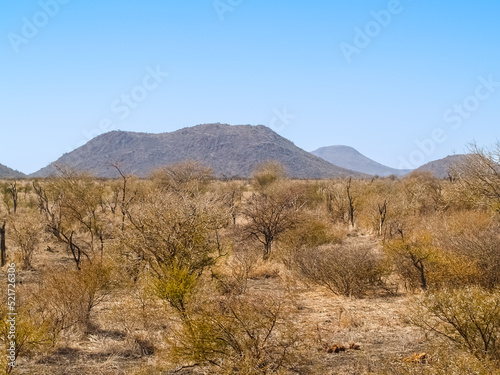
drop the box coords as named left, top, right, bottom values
left=377, top=200, right=388, bottom=236
left=33, top=168, right=107, bottom=269
left=242, top=184, right=301, bottom=260
left=0, top=291, right=54, bottom=373
left=1, top=182, right=18, bottom=215
left=345, top=177, right=356, bottom=227
left=384, top=232, right=475, bottom=292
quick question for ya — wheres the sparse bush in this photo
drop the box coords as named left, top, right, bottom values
left=277, top=212, right=340, bottom=269
left=295, top=243, right=387, bottom=297
left=408, top=287, right=500, bottom=361
left=5, top=171, right=500, bottom=374
left=252, top=161, right=287, bottom=189
left=213, top=233, right=261, bottom=295
left=10, top=211, right=44, bottom=269
left=401, top=172, right=445, bottom=215
left=151, top=160, right=214, bottom=195
left=438, top=223, right=500, bottom=290
left=35, top=262, right=114, bottom=335
left=170, top=291, right=298, bottom=374
left=451, top=143, right=500, bottom=208
left=384, top=233, right=475, bottom=292
left=120, top=189, right=230, bottom=312
left=33, top=170, right=108, bottom=269
left=0, top=283, right=55, bottom=374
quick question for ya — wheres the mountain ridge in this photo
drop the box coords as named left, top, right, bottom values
left=311, top=145, right=411, bottom=177
left=0, top=163, right=26, bottom=179
left=413, top=154, right=467, bottom=179
left=32, top=124, right=367, bottom=179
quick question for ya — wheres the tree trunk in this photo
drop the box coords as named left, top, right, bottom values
left=346, top=177, right=355, bottom=228
left=378, top=200, right=387, bottom=236
left=417, top=261, right=427, bottom=290
left=263, top=241, right=271, bottom=261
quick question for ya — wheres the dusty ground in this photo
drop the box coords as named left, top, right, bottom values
left=15, top=266, right=426, bottom=375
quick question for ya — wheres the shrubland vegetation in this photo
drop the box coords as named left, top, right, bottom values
left=0, top=144, right=499, bottom=374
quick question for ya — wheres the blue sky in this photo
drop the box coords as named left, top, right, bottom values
left=1, top=0, right=499, bottom=174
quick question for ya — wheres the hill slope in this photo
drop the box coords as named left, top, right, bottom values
left=311, top=146, right=411, bottom=177
left=414, top=154, right=467, bottom=178
left=0, top=163, right=26, bottom=179
left=32, top=124, right=366, bottom=179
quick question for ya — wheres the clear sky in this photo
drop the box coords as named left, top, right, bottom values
left=1, top=0, right=499, bottom=174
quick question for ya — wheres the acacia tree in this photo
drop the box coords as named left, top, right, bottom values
left=1, top=181, right=18, bottom=214
left=243, top=184, right=301, bottom=260
left=33, top=168, right=107, bottom=269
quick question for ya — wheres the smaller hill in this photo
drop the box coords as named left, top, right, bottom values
left=311, top=146, right=411, bottom=177
left=0, top=163, right=26, bottom=179
left=414, top=155, right=467, bottom=179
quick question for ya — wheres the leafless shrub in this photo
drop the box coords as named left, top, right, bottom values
left=170, top=291, right=299, bottom=374
left=151, top=160, right=214, bottom=195
left=450, top=143, right=500, bottom=207
left=10, top=211, right=45, bottom=269
left=408, top=287, right=500, bottom=361
left=294, top=243, right=387, bottom=297
left=35, top=262, right=115, bottom=336
left=440, top=226, right=500, bottom=290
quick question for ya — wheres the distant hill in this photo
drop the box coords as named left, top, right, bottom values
left=32, top=124, right=366, bottom=179
left=311, top=145, right=411, bottom=177
left=414, top=154, right=467, bottom=178
left=0, top=163, right=25, bottom=179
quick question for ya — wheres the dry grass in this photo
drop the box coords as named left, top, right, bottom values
left=11, top=248, right=428, bottom=375
left=2, top=175, right=498, bottom=374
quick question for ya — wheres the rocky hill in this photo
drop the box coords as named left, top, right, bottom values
left=32, top=124, right=366, bottom=179
left=0, top=163, right=26, bottom=179
left=311, top=145, right=411, bottom=177
left=413, top=154, right=467, bottom=178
